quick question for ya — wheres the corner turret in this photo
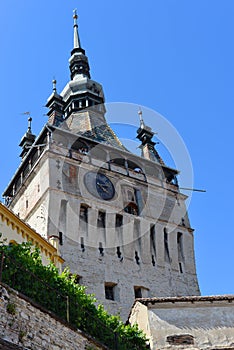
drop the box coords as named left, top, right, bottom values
left=136, top=109, right=164, bottom=165
left=19, top=115, right=36, bottom=159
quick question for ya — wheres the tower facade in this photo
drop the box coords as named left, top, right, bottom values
left=3, top=11, right=200, bottom=320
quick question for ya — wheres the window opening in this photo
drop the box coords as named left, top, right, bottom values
left=164, top=228, right=170, bottom=263
left=177, top=232, right=184, bottom=261
left=135, top=251, right=140, bottom=265
left=81, top=237, right=85, bottom=252
left=97, top=211, right=106, bottom=228
left=80, top=204, right=88, bottom=223
left=99, top=242, right=104, bottom=256
left=134, top=286, right=142, bottom=299
left=150, top=224, right=156, bottom=266
left=59, top=231, right=63, bottom=245
left=116, top=246, right=123, bottom=261
left=179, top=262, right=183, bottom=273
left=115, top=214, right=123, bottom=227
left=124, top=202, right=138, bottom=216
left=105, top=284, right=115, bottom=300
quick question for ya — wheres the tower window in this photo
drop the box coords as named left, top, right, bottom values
left=179, top=262, right=183, bottom=273
left=99, top=242, right=104, bottom=256
left=80, top=204, right=88, bottom=223
left=164, top=228, right=170, bottom=263
left=59, top=231, right=63, bottom=245
left=134, top=286, right=142, bottom=299
left=26, top=200, right=28, bottom=209
left=115, top=214, right=123, bottom=227
left=105, top=283, right=116, bottom=301
left=177, top=232, right=184, bottom=260
left=124, top=202, right=138, bottom=216
left=81, top=237, right=85, bottom=252
left=150, top=224, right=156, bottom=266
left=135, top=251, right=140, bottom=265
left=69, top=274, right=82, bottom=285
left=116, top=246, right=123, bottom=261
left=97, top=211, right=106, bottom=228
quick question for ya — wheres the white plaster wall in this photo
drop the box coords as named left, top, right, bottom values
left=148, top=303, right=234, bottom=349
left=8, top=144, right=200, bottom=321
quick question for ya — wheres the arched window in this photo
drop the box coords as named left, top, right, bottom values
left=124, top=202, right=138, bottom=216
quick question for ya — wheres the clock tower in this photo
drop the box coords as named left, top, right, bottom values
left=3, top=11, right=200, bottom=320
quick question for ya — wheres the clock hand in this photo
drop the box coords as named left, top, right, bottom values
left=97, top=182, right=109, bottom=188
left=97, top=183, right=109, bottom=193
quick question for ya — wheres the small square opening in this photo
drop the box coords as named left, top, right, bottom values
left=105, top=283, right=116, bottom=301
left=134, top=286, right=142, bottom=299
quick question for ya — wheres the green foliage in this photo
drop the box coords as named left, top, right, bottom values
left=0, top=242, right=148, bottom=349
left=6, top=302, right=16, bottom=315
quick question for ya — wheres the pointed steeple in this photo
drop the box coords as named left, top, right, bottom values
left=19, top=115, right=36, bottom=159
left=46, top=79, right=64, bottom=126
left=73, top=9, right=82, bottom=51
left=69, top=10, right=90, bottom=80
left=55, top=11, right=125, bottom=150
left=136, top=109, right=165, bottom=165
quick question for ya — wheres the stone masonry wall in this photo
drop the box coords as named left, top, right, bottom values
left=0, top=284, right=106, bottom=350
left=10, top=146, right=200, bottom=321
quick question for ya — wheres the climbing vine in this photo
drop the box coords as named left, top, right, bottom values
left=0, top=241, right=148, bottom=349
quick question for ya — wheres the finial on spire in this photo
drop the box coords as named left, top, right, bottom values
left=27, top=116, right=32, bottom=134
left=73, top=9, right=78, bottom=22
left=19, top=112, right=36, bottom=159
left=138, top=107, right=145, bottom=128
left=70, top=11, right=90, bottom=79
left=73, top=9, right=81, bottom=49
left=52, top=79, right=57, bottom=93
left=21, top=112, right=33, bottom=134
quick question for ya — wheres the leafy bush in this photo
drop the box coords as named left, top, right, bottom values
left=0, top=241, right=148, bottom=349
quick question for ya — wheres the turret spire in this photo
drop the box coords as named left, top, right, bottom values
left=73, top=9, right=82, bottom=50
left=136, top=109, right=164, bottom=165
left=27, top=116, right=32, bottom=134
left=19, top=114, right=36, bottom=159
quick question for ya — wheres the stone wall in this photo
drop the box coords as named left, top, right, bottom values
left=0, top=284, right=106, bottom=350
left=9, top=143, right=200, bottom=321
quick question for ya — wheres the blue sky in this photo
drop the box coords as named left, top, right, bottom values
left=0, top=1, right=234, bottom=295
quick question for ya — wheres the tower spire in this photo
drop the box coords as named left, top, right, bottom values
left=69, top=11, right=91, bottom=79
left=19, top=114, right=36, bottom=159
left=73, top=9, right=82, bottom=50
left=136, top=109, right=164, bottom=165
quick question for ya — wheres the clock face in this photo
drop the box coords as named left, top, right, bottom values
left=84, top=172, right=115, bottom=200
